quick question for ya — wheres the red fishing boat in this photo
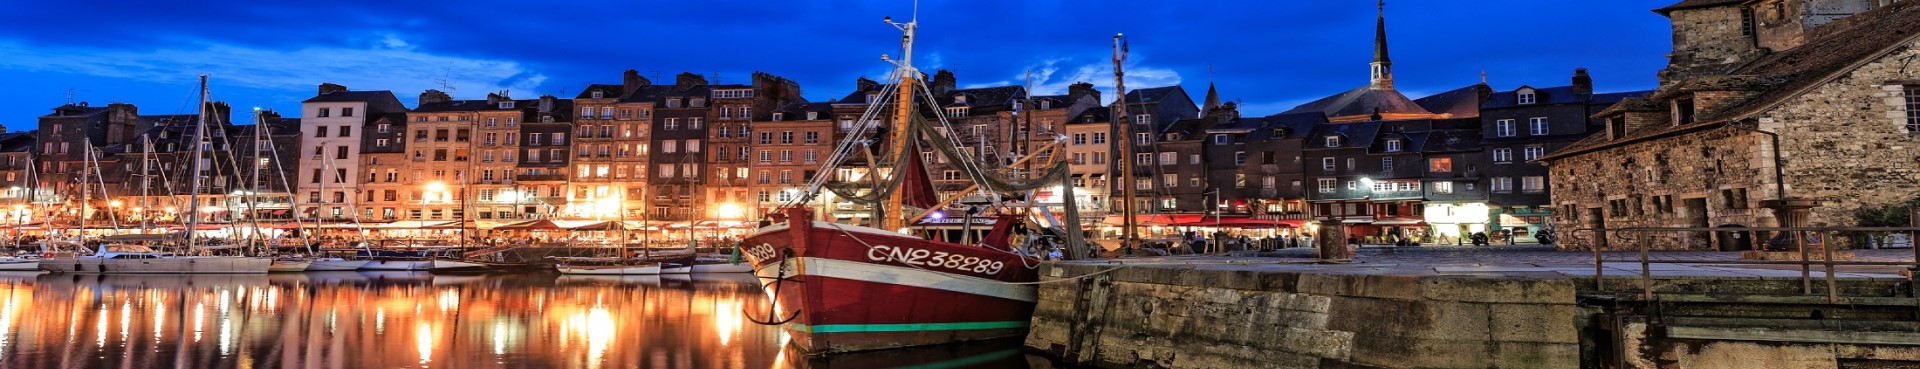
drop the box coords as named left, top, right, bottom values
left=738, top=10, right=1088, bottom=355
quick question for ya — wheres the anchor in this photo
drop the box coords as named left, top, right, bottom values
left=746, top=248, right=801, bottom=326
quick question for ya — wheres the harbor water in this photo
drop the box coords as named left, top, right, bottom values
left=0, top=271, right=1056, bottom=369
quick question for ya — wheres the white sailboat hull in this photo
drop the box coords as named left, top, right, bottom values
left=691, top=262, right=753, bottom=273
left=429, top=259, right=489, bottom=272
left=0, top=259, right=39, bottom=271
left=306, top=258, right=369, bottom=271
left=556, top=264, right=662, bottom=275
left=357, top=259, right=433, bottom=271
left=660, top=265, right=692, bottom=274
left=39, top=256, right=272, bottom=274
left=268, top=259, right=313, bottom=272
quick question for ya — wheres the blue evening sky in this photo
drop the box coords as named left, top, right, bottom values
left=0, top=1, right=1675, bottom=125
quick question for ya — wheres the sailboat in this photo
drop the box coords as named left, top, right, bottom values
left=40, top=75, right=272, bottom=274
left=738, top=14, right=1069, bottom=354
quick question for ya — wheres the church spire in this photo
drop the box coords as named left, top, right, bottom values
left=1202, top=65, right=1221, bottom=115
left=1370, top=0, right=1395, bottom=90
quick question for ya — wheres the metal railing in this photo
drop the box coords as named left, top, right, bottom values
left=1568, top=226, right=1920, bottom=304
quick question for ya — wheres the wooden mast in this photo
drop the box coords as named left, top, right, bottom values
left=1111, top=34, right=1137, bottom=257
left=880, top=14, right=919, bottom=233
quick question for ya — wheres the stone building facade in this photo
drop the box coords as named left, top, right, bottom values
left=1542, top=0, right=1920, bottom=250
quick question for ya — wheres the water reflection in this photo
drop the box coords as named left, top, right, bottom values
left=0, top=271, right=1058, bottom=369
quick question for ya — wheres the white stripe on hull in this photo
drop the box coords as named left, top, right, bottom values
left=305, top=259, right=369, bottom=271
left=429, top=259, right=487, bottom=271
left=754, top=257, right=1035, bottom=303
left=357, top=260, right=433, bottom=271
left=691, top=263, right=753, bottom=273
left=660, top=265, right=692, bottom=274
left=556, top=265, right=661, bottom=275
left=40, top=257, right=273, bottom=274
left=0, top=261, right=39, bottom=271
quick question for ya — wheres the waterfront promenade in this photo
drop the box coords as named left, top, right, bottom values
left=1029, top=245, right=1918, bottom=368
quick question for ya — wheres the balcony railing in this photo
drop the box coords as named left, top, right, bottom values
left=514, top=173, right=567, bottom=182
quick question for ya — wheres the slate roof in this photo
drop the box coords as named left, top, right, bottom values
left=1545, top=0, right=1920, bottom=161
left=1421, top=129, right=1484, bottom=153
left=1654, top=0, right=1747, bottom=15
left=301, top=90, right=400, bottom=104
left=1304, top=121, right=1384, bottom=150
left=1415, top=84, right=1488, bottom=117
left=941, top=85, right=1025, bottom=110
left=0, top=131, right=34, bottom=153
left=1124, top=86, right=1182, bottom=104
left=413, top=100, right=505, bottom=113
left=1067, top=107, right=1110, bottom=124
left=574, top=84, right=627, bottom=99
left=1282, top=86, right=1432, bottom=118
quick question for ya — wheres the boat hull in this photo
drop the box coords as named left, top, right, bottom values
left=0, top=259, right=39, bottom=270
left=739, top=212, right=1039, bottom=355
left=268, top=259, right=313, bottom=272
left=691, top=262, right=753, bottom=273
left=306, top=259, right=369, bottom=271
left=428, top=259, right=490, bottom=272
left=39, top=256, right=273, bottom=274
left=556, top=264, right=662, bottom=275
left=357, top=259, right=433, bottom=271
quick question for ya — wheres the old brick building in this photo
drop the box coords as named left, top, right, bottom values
left=1542, top=0, right=1920, bottom=250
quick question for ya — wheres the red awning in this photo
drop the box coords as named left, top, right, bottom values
left=1103, top=214, right=1303, bottom=228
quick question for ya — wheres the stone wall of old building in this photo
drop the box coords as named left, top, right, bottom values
left=1548, top=130, right=1773, bottom=251
left=1663, top=6, right=1760, bottom=83
left=1761, top=39, right=1920, bottom=226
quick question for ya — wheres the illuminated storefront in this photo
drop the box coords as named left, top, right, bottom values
left=1423, top=202, right=1490, bottom=241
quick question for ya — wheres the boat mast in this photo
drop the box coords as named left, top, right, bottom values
left=141, top=136, right=153, bottom=232
left=245, top=111, right=265, bottom=252
left=1111, top=34, right=1138, bottom=257
left=879, top=13, right=919, bottom=233
left=184, top=74, right=209, bottom=251
left=78, top=140, right=88, bottom=239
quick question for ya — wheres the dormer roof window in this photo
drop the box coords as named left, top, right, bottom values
left=1325, top=136, right=1343, bottom=147
left=772, top=113, right=785, bottom=121
left=1517, top=88, right=1537, bottom=105
left=499, top=101, right=515, bottom=109
left=807, top=111, right=819, bottom=120
left=591, top=90, right=604, bottom=99
left=1040, top=100, right=1052, bottom=110
left=1385, top=139, right=1403, bottom=152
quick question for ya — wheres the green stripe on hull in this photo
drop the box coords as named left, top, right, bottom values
left=790, top=320, right=1029, bottom=333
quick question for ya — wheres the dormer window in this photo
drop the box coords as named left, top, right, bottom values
left=806, top=111, right=819, bottom=120
left=499, top=101, right=515, bottom=109
left=866, top=93, right=879, bottom=103
left=691, top=98, right=705, bottom=108
left=1213, top=134, right=1229, bottom=144
left=1272, top=128, right=1289, bottom=137
left=666, top=99, right=681, bottom=108
left=772, top=113, right=784, bottom=121
left=591, top=90, right=605, bottom=99
left=945, top=107, right=968, bottom=118
left=1325, top=136, right=1342, bottom=147
left=1673, top=98, right=1696, bottom=126
left=1517, top=88, right=1536, bottom=104
left=1607, top=117, right=1627, bottom=139
left=1385, top=139, right=1402, bottom=152
left=1040, top=100, right=1052, bottom=110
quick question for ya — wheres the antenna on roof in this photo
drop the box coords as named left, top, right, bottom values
left=436, top=67, right=458, bottom=96
left=712, top=70, right=722, bottom=85
left=65, top=88, right=88, bottom=105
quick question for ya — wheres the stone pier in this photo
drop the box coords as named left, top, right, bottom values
left=1025, top=250, right=1917, bottom=369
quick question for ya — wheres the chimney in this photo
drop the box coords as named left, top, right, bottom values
left=623, top=69, right=650, bottom=92
left=419, top=89, right=452, bottom=106
left=932, top=70, right=957, bottom=96
left=539, top=95, right=555, bottom=113
left=1068, top=82, right=1099, bottom=103
left=1572, top=68, right=1593, bottom=96
left=675, top=72, right=707, bottom=89
left=857, top=77, right=879, bottom=92
left=317, top=83, right=347, bottom=96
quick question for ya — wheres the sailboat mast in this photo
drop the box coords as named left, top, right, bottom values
left=243, top=111, right=265, bottom=252
left=880, top=15, right=919, bottom=233
left=141, top=136, right=153, bottom=231
left=184, top=74, right=209, bottom=251
left=1112, top=34, right=1138, bottom=256
left=78, top=141, right=89, bottom=237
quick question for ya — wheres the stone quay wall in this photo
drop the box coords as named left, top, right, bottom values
left=1024, top=264, right=1582, bottom=369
